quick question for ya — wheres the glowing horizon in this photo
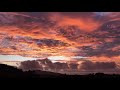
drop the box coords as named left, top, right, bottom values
left=0, top=55, right=38, bottom=61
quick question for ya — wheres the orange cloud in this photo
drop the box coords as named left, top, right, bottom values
left=0, top=12, right=120, bottom=64
left=89, top=56, right=120, bottom=63
left=58, top=17, right=101, bottom=32
left=50, top=13, right=102, bottom=32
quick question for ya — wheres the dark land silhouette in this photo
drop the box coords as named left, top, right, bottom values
left=0, top=64, right=120, bottom=81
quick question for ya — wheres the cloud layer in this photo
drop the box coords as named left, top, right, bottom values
left=0, top=12, right=120, bottom=69
left=80, top=61, right=117, bottom=71
left=19, top=59, right=120, bottom=74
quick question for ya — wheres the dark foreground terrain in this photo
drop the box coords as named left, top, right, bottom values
left=0, top=64, right=120, bottom=81
left=0, top=64, right=120, bottom=88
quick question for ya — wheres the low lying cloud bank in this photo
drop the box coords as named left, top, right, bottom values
left=19, top=58, right=120, bottom=74
left=80, top=61, right=118, bottom=72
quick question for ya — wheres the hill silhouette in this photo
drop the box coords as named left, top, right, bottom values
left=0, top=64, right=64, bottom=79
left=0, top=63, right=120, bottom=81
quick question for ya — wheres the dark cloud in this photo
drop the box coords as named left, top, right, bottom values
left=19, top=58, right=55, bottom=71
left=18, top=12, right=56, bottom=28
left=68, top=63, right=79, bottom=70
left=81, top=41, right=120, bottom=57
left=79, top=20, right=120, bottom=57
left=37, top=58, right=55, bottom=69
left=19, top=60, right=43, bottom=71
left=58, top=12, right=95, bottom=18
left=20, top=12, right=51, bottom=18
left=56, top=25, right=84, bottom=41
left=54, top=62, right=69, bottom=70
left=34, top=38, right=68, bottom=47
left=19, top=59, right=80, bottom=71
left=80, top=61, right=117, bottom=71
left=0, top=12, right=55, bottom=30
left=19, top=59, right=119, bottom=74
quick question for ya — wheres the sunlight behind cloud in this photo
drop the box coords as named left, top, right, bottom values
left=48, top=56, right=70, bottom=61
left=48, top=56, right=88, bottom=61
left=71, top=56, right=88, bottom=59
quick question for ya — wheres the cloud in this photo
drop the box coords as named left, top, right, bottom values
left=80, top=37, right=120, bottom=57
left=20, top=12, right=52, bottom=20
left=0, top=12, right=120, bottom=63
left=35, top=38, right=68, bottom=47
left=19, top=58, right=83, bottom=72
left=50, top=12, right=102, bottom=32
left=19, top=59, right=70, bottom=71
left=68, top=63, right=79, bottom=70
left=80, top=61, right=117, bottom=72
left=19, top=58, right=55, bottom=71
left=19, top=60, right=43, bottom=71
left=54, top=62, right=69, bottom=70
left=106, top=12, right=120, bottom=21
left=77, top=19, right=120, bottom=57
left=19, top=59, right=119, bottom=74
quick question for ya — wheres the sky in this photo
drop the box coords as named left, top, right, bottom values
left=0, top=55, right=38, bottom=61
left=0, top=12, right=120, bottom=73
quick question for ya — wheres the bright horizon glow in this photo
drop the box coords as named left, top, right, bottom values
left=71, top=56, right=88, bottom=59
left=48, top=56, right=88, bottom=61
left=0, top=54, right=88, bottom=61
left=0, top=55, right=38, bottom=61
left=48, top=56, right=70, bottom=61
